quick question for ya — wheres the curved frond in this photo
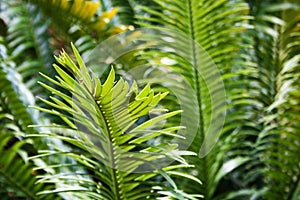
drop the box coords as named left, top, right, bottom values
left=221, top=2, right=300, bottom=199
left=132, top=0, right=251, bottom=198
left=252, top=3, right=300, bottom=199
left=2, top=1, right=54, bottom=96
left=32, top=44, right=199, bottom=199
left=0, top=127, right=59, bottom=199
left=0, top=38, right=60, bottom=200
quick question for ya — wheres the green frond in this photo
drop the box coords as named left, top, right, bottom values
left=1, top=1, right=54, bottom=96
left=32, top=44, right=199, bottom=199
left=2, top=0, right=300, bottom=198
left=0, top=130, right=59, bottom=199
left=132, top=0, right=251, bottom=198
left=0, top=37, right=63, bottom=199
left=0, top=42, right=37, bottom=134
left=110, top=0, right=135, bottom=25
left=255, top=4, right=300, bottom=199
left=221, top=2, right=300, bottom=199
left=0, top=45, right=55, bottom=199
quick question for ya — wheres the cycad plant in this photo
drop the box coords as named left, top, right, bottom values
left=30, top=44, right=201, bottom=199
left=1, top=0, right=300, bottom=199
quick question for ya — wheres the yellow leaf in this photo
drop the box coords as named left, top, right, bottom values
left=109, top=25, right=135, bottom=35
left=92, top=8, right=118, bottom=31
left=81, top=1, right=100, bottom=21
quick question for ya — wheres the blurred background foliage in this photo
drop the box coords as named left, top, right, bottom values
left=1, top=0, right=300, bottom=199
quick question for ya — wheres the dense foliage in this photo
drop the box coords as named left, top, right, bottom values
left=1, top=0, right=300, bottom=199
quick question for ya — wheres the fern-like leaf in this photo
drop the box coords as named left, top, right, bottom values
left=31, top=44, right=200, bottom=199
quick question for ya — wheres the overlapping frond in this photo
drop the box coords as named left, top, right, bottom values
left=1, top=1, right=54, bottom=95
left=0, top=38, right=60, bottom=199
left=219, top=1, right=300, bottom=199
left=110, top=0, right=135, bottom=25
left=250, top=3, right=300, bottom=199
left=0, top=118, right=59, bottom=200
left=1, top=0, right=300, bottom=198
left=0, top=39, right=38, bottom=134
left=132, top=0, right=251, bottom=198
left=31, top=44, right=201, bottom=199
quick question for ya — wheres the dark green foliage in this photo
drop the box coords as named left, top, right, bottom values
left=1, top=0, right=300, bottom=199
